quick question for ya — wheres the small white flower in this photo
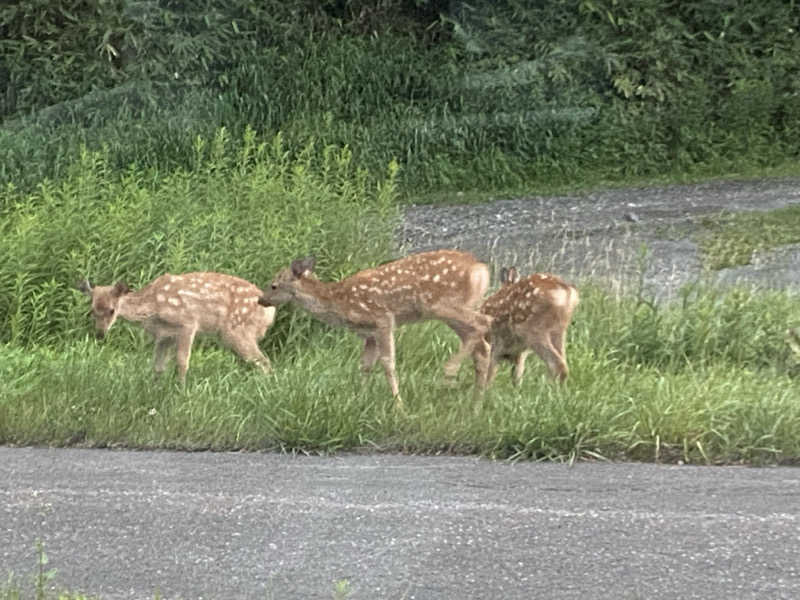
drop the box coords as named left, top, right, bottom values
left=148, top=408, right=158, bottom=416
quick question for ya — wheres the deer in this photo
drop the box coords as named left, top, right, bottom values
left=77, top=272, right=276, bottom=383
left=473, top=267, right=579, bottom=391
left=257, top=250, right=492, bottom=404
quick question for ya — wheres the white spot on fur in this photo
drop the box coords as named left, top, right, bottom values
left=433, top=274, right=440, bottom=282
left=156, top=294, right=166, bottom=303
left=167, top=297, right=180, bottom=306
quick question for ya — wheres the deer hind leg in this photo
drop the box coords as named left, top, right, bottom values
left=525, top=329, right=568, bottom=381
left=223, top=330, right=272, bottom=373
left=549, top=327, right=569, bottom=373
left=153, top=337, right=175, bottom=376
left=361, top=336, right=379, bottom=375
left=437, top=306, right=492, bottom=380
left=512, top=350, right=531, bottom=387
left=237, top=339, right=273, bottom=373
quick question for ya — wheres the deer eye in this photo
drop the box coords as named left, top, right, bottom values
left=271, top=284, right=278, bottom=290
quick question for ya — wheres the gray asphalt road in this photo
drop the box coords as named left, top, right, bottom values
left=2, top=448, right=799, bottom=600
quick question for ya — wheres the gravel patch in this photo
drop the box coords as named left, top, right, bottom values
left=399, top=178, right=800, bottom=300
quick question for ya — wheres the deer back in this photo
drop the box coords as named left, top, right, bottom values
left=482, top=273, right=578, bottom=329
left=131, top=272, right=275, bottom=336
left=331, top=250, right=489, bottom=324
left=262, top=250, right=489, bottom=329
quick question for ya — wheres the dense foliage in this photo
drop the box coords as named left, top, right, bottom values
left=2, top=0, right=799, bottom=192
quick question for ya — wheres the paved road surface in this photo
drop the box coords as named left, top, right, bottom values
left=2, top=447, right=799, bottom=599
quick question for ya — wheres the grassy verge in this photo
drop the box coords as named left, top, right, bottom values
left=3, top=284, right=798, bottom=465
left=404, top=160, right=800, bottom=207
left=699, top=204, right=800, bottom=270
left=1, top=128, right=799, bottom=466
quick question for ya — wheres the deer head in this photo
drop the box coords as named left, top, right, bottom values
left=499, top=266, right=521, bottom=286
left=258, top=256, right=316, bottom=307
left=77, top=279, right=131, bottom=338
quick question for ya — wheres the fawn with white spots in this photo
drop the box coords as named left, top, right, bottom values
left=77, top=272, right=276, bottom=382
left=473, top=267, right=579, bottom=390
left=258, top=250, right=491, bottom=403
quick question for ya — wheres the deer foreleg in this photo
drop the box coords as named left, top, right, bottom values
left=152, top=337, right=175, bottom=376
left=374, top=322, right=401, bottom=405
left=175, top=327, right=197, bottom=383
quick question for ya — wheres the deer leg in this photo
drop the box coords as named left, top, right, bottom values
left=472, top=336, right=492, bottom=391
left=175, top=327, right=198, bottom=384
left=549, top=328, right=568, bottom=369
left=221, top=329, right=272, bottom=373
left=526, top=331, right=568, bottom=381
left=374, top=324, right=401, bottom=403
left=153, top=337, right=175, bottom=376
left=361, top=336, right=379, bottom=375
left=512, top=350, right=531, bottom=387
left=435, top=305, right=491, bottom=379
left=234, top=338, right=273, bottom=373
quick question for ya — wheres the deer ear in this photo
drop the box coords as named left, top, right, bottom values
left=112, top=282, right=131, bottom=296
left=291, top=256, right=316, bottom=278
left=76, top=279, right=93, bottom=296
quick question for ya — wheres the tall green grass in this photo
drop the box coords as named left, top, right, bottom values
left=2, top=285, right=798, bottom=465
left=0, top=128, right=398, bottom=347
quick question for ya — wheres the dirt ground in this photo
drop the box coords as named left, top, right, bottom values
left=400, top=178, right=800, bottom=300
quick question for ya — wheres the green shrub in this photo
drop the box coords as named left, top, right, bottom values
left=0, top=128, right=399, bottom=347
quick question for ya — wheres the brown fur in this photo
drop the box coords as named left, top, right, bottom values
left=259, top=250, right=491, bottom=403
left=78, top=272, right=276, bottom=382
left=474, top=268, right=579, bottom=390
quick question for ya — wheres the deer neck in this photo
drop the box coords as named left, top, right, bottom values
left=291, top=278, right=354, bottom=326
left=117, top=289, right=156, bottom=323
